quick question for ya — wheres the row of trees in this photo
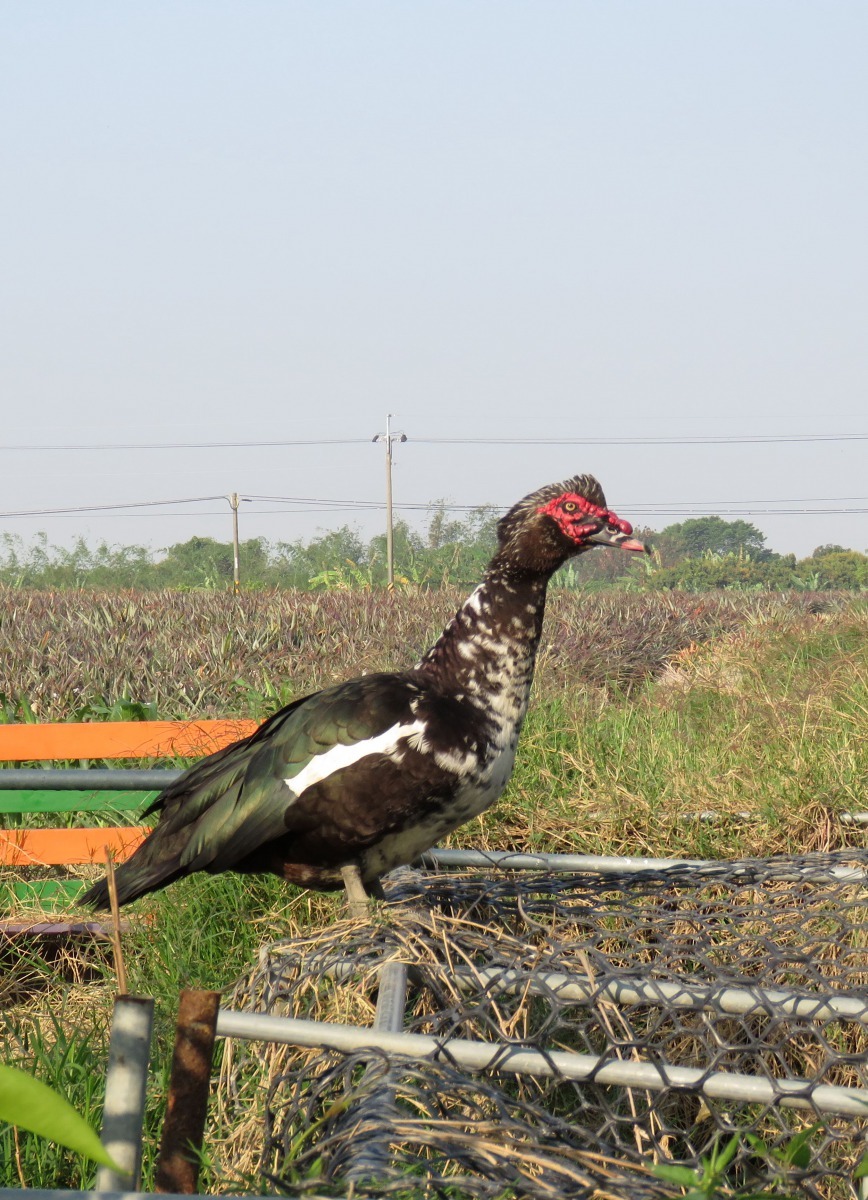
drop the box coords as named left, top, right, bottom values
left=0, top=512, right=865, bottom=591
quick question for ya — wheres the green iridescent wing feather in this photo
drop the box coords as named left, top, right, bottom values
left=171, top=676, right=413, bottom=871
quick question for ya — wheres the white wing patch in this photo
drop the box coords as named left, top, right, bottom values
left=283, top=719, right=426, bottom=798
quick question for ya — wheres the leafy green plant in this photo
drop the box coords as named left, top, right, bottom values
left=70, top=695, right=159, bottom=722
left=744, top=1126, right=820, bottom=1177
left=309, top=556, right=379, bottom=590
left=0, top=1063, right=120, bottom=1173
left=651, top=1125, right=868, bottom=1198
left=653, top=1134, right=742, bottom=1198
left=652, top=1133, right=798, bottom=1198
left=0, top=692, right=38, bottom=724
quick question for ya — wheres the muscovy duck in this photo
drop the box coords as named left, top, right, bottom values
left=82, top=475, right=645, bottom=913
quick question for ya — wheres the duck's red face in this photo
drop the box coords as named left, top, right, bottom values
left=537, top=491, right=647, bottom=553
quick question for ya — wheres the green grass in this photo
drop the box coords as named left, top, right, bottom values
left=0, top=594, right=866, bottom=1189
left=0, top=872, right=319, bottom=1190
left=477, top=618, right=867, bottom=865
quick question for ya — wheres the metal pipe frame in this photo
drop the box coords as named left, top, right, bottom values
left=0, top=768, right=179, bottom=789
left=1, top=771, right=865, bottom=830
left=322, top=961, right=868, bottom=1025
left=344, top=960, right=409, bottom=1184
left=215, top=1008, right=868, bottom=1117
left=453, top=966, right=868, bottom=1025
left=422, top=848, right=708, bottom=872
left=95, top=996, right=156, bottom=1192
left=420, top=848, right=868, bottom=882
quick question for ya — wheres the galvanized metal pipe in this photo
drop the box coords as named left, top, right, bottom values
left=2, top=766, right=867, bottom=839
left=345, top=961, right=409, bottom=1184
left=323, top=961, right=868, bottom=1025
left=374, top=961, right=409, bottom=1033
left=421, top=847, right=868, bottom=882
left=0, top=768, right=179, bottom=789
left=95, top=995, right=155, bottom=1192
left=423, top=848, right=709, bottom=872
left=2, top=769, right=866, bottom=831
left=452, top=966, right=868, bottom=1025
left=215, top=1008, right=868, bottom=1117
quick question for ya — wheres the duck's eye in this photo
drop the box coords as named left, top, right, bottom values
left=563, top=501, right=577, bottom=512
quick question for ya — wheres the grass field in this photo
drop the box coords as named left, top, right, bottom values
left=0, top=587, right=866, bottom=1190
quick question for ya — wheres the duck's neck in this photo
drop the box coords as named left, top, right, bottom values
left=414, top=564, right=551, bottom=726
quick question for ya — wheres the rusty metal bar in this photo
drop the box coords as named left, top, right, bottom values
left=0, top=920, right=126, bottom=936
left=155, top=989, right=220, bottom=1194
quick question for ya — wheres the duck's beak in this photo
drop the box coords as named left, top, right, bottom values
left=588, top=527, right=648, bottom=553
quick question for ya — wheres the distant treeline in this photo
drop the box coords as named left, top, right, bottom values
left=0, top=510, right=866, bottom=591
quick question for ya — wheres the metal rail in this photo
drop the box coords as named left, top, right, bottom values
left=324, top=961, right=868, bottom=1025
left=421, top=847, right=868, bottom=882
left=1, top=770, right=865, bottom=828
left=215, top=1008, right=868, bottom=1117
left=0, top=768, right=179, bottom=789
left=455, top=966, right=868, bottom=1024
left=423, top=848, right=708, bottom=872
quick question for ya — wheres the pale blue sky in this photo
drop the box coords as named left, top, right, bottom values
left=2, top=2, right=866, bottom=558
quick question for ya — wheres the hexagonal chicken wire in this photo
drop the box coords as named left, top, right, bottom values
left=215, top=850, right=868, bottom=1199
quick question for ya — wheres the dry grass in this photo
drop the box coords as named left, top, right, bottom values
left=213, top=868, right=868, bottom=1198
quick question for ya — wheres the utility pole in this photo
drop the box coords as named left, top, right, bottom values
left=228, top=493, right=241, bottom=593
left=372, top=415, right=407, bottom=586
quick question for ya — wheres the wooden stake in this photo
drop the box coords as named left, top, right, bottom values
left=104, top=848, right=128, bottom=996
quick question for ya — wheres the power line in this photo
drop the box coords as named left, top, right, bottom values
left=628, top=496, right=868, bottom=505
left=0, top=438, right=371, bottom=451
left=0, top=432, right=865, bottom=452
left=246, top=494, right=386, bottom=510
left=0, top=495, right=228, bottom=518
left=2, top=493, right=867, bottom=521
left=4, top=497, right=868, bottom=517
left=412, top=434, right=868, bottom=446
left=233, top=492, right=868, bottom=516
left=249, top=492, right=868, bottom=509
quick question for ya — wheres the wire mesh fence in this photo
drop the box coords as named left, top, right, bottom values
left=216, top=850, right=868, bottom=1198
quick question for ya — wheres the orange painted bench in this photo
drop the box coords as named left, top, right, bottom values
left=0, top=719, right=257, bottom=905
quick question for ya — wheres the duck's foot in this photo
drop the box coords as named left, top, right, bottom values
left=341, top=863, right=374, bottom=919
